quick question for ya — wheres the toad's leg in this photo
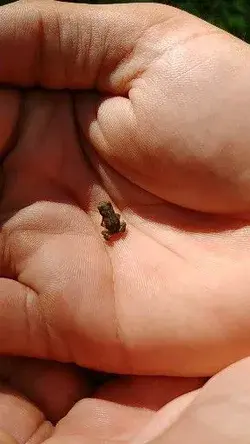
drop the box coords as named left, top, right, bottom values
left=119, top=221, right=126, bottom=233
left=101, top=217, right=105, bottom=227
left=101, top=230, right=111, bottom=241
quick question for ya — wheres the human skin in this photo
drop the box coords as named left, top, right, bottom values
left=1, top=356, right=250, bottom=443
left=0, top=0, right=250, bottom=442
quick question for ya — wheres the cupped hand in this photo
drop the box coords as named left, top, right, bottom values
left=0, top=357, right=250, bottom=444
left=0, top=0, right=250, bottom=376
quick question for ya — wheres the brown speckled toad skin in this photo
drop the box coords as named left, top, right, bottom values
left=97, top=201, right=126, bottom=241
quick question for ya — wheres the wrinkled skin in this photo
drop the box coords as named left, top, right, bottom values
left=1, top=0, right=250, bottom=443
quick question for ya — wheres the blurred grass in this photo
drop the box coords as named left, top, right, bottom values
left=168, top=0, right=249, bottom=41
left=0, top=0, right=249, bottom=42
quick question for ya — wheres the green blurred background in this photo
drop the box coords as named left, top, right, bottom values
left=0, top=0, right=249, bottom=42
left=168, top=0, right=249, bottom=42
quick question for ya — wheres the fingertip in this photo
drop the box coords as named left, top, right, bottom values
left=0, top=429, right=18, bottom=444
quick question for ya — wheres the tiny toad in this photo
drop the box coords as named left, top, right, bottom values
left=97, top=201, right=126, bottom=241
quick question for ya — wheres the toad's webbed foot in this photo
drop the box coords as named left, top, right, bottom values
left=101, top=230, right=111, bottom=241
left=119, top=221, right=126, bottom=233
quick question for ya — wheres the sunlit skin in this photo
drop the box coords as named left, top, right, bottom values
left=0, top=0, right=250, bottom=442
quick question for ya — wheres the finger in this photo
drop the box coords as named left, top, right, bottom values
left=0, top=90, right=21, bottom=159
left=94, top=375, right=205, bottom=410
left=75, top=33, right=250, bottom=215
left=0, top=383, right=52, bottom=444
left=0, top=356, right=91, bottom=423
left=0, top=430, right=18, bottom=444
left=0, top=1, right=180, bottom=89
left=132, top=390, right=200, bottom=444
left=147, top=357, right=250, bottom=444
left=38, top=376, right=204, bottom=444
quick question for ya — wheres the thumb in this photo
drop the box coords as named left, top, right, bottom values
left=0, top=0, right=176, bottom=91
left=146, top=357, right=250, bottom=444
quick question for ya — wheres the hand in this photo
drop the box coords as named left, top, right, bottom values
left=0, top=356, right=249, bottom=444
left=0, top=0, right=250, bottom=377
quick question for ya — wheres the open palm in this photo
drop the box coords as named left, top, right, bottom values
left=0, top=0, right=250, bottom=381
